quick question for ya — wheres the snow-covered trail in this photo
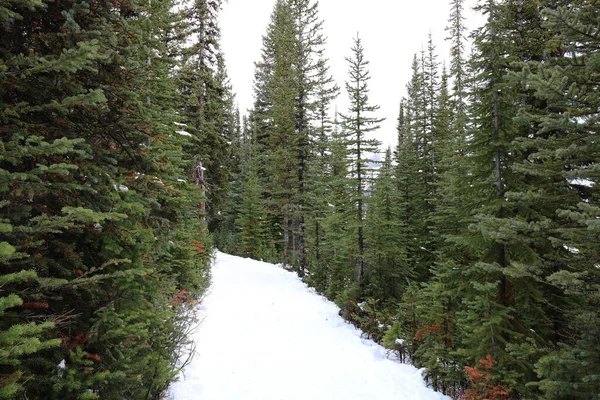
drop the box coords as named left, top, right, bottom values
left=168, top=252, right=448, bottom=400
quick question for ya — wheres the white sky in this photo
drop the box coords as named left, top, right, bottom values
left=220, top=0, right=484, bottom=149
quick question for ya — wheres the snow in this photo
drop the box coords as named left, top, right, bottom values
left=174, top=122, right=188, bottom=127
left=564, top=245, right=580, bottom=254
left=167, top=252, right=448, bottom=400
left=176, top=130, right=192, bottom=137
left=568, top=178, right=594, bottom=187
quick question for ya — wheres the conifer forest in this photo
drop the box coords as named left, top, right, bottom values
left=1, top=0, right=599, bottom=399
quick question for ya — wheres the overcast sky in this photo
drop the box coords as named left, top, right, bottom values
left=220, top=0, right=485, bottom=149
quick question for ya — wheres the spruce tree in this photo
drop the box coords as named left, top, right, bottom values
left=514, top=2, right=600, bottom=397
left=236, top=126, right=271, bottom=260
left=445, top=0, right=468, bottom=137
left=245, top=0, right=336, bottom=270
left=451, top=0, right=556, bottom=394
left=304, top=59, right=339, bottom=290
left=321, top=115, right=355, bottom=300
left=364, top=148, right=409, bottom=300
left=1, top=1, right=211, bottom=397
left=338, top=34, right=383, bottom=294
left=395, top=55, right=434, bottom=282
left=177, top=0, right=238, bottom=231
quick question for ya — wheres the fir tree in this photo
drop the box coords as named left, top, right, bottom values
left=321, top=115, right=354, bottom=300
left=245, top=0, right=336, bottom=270
left=364, top=148, right=409, bottom=300
left=177, top=0, right=238, bottom=230
left=236, top=127, right=271, bottom=260
left=514, top=2, right=600, bottom=397
left=395, top=55, right=434, bottom=282
left=445, top=0, right=469, bottom=137
left=304, top=59, right=339, bottom=290
left=338, top=34, right=383, bottom=294
left=1, top=1, right=211, bottom=397
left=452, top=0, right=556, bottom=394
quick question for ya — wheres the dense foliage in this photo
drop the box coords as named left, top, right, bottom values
left=0, top=0, right=232, bottom=398
left=222, top=0, right=600, bottom=398
left=2, top=0, right=598, bottom=398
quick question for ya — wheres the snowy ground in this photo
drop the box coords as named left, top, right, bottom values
left=167, top=252, right=448, bottom=400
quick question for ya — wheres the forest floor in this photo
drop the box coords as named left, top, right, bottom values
left=167, top=252, right=448, bottom=400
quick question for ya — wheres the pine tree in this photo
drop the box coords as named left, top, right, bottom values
left=269, top=0, right=300, bottom=266
left=424, top=32, right=440, bottom=178
left=287, top=0, right=327, bottom=270
left=321, top=115, right=355, bottom=300
left=235, top=124, right=271, bottom=260
left=395, top=56, right=434, bottom=282
left=445, top=0, right=468, bottom=137
left=514, top=2, right=600, bottom=397
left=364, top=148, right=409, bottom=300
left=412, top=66, right=469, bottom=397
left=245, top=0, right=336, bottom=270
left=338, top=34, right=383, bottom=294
left=304, top=59, right=339, bottom=290
left=451, top=0, right=556, bottom=394
left=177, top=0, right=237, bottom=230
left=213, top=100, right=243, bottom=254
left=1, top=1, right=210, bottom=397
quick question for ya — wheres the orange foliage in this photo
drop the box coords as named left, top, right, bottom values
left=191, top=239, right=205, bottom=256
left=462, top=355, right=511, bottom=400
left=415, top=323, right=441, bottom=341
left=170, top=289, right=189, bottom=306
left=415, top=321, right=453, bottom=348
left=85, top=353, right=102, bottom=361
left=63, top=332, right=91, bottom=352
left=170, top=289, right=199, bottom=308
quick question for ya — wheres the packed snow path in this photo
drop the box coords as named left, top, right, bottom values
left=168, top=253, right=448, bottom=400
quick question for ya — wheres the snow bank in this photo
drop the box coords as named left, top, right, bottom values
left=167, top=252, right=448, bottom=400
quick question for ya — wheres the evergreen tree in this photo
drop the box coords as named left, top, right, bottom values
left=445, top=0, right=469, bottom=137
left=304, top=59, right=339, bottom=290
left=424, top=32, right=440, bottom=177
left=338, top=34, right=383, bottom=294
left=0, top=1, right=210, bottom=397
left=244, top=0, right=336, bottom=270
left=236, top=130, right=271, bottom=260
left=320, top=115, right=354, bottom=300
left=177, top=0, right=238, bottom=231
left=364, top=148, right=409, bottom=300
left=395, top=56, right=434, bottom=282
left=514, top=2, right=600, bottom=397
left=450, top=0, right=556, bottom=394
left=269, top=0, right=299, bottom=266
